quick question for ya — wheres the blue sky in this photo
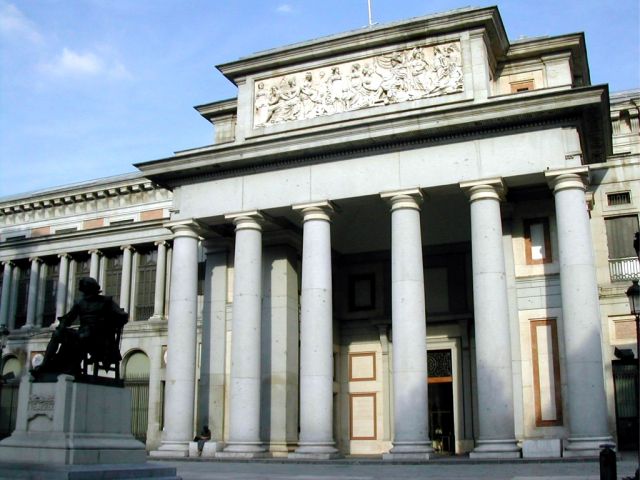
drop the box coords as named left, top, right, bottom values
left=1, top=0, right=639, bottom=198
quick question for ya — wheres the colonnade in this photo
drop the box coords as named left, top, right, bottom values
left=154, top=169, right=612, bottom=458
left=0, top=241, right=171, bottom=332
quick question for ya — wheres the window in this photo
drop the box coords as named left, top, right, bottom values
left=607, top=191, right=631, bottom=206
left=510, top=79, right=534, bottom=93
left=524, top=218, right=552, bottom=264
left=41, top=262, right=59, bottom=327
left=605, top=215, right=640, bottom=281
left=103, top=254, right=123, bottom=304
left=14, top=265, right=29, bottom=329
left=135, top=250, right=157, bottom=320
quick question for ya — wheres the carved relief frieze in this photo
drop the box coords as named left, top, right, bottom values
left=254, top=41, right=463, bottom=127
left=27, top=393, right=55, bottom=420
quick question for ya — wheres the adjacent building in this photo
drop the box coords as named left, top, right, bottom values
left=0, top=6, right=638, bottom=459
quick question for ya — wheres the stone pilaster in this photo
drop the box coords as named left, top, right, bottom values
left=381, top=189, right=433, bottom=460
left=290, top=202, right=338, bottom=459
left=219, top=212, right=268, bottom=457
left=198, top=240, right=229, bottom=449
left=545, top=167, right=613, bottom=456
left=151, top=221, right=200, bottom=458
left=460, top=178, right=520, bottom=458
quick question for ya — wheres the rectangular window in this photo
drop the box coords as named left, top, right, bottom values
left=524, top=218, right=552, bottom=264
left=605, top=215, right=640, bottom=282
left=14, top=265, right=29, bottom=329
left=103, top=254, right=123, bottom=304
left=510, top=79, right=534, bottom=93
left=607, top=191, right=631, bottom=206
left=135, top=250, right=157, bottom=321
left=42, top=262, right=59, bottom=327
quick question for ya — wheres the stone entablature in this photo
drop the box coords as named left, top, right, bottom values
left=254, top=41, right=463, bottom=127
left=0, top=177, right=173, bottom=241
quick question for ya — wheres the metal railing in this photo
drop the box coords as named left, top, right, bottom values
left=609, top=257, right=640, bottom=282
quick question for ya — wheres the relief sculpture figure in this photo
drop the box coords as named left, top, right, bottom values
left=254, top=41, right=464, bottom=127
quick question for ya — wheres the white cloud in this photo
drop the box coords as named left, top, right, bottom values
left=0, top=2, right=43, bottom=43
left=276, top=4, right=293, bottom=13
left=39, top=47, right=132, bottom=80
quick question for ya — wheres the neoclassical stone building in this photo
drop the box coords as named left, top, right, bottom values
left=0, top=6, right=638, bottom=459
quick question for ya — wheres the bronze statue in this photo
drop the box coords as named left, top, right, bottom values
left=31, top=277, right=128, bottom=381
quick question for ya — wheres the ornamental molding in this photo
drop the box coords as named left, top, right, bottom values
left=0, top=180, right=164, bottom=217
left=254, top=41, right=463, bottom=128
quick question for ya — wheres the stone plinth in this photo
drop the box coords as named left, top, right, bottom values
left=0, top=375, right=146, bottom=465
left=522, top=439, right=562, bottom=458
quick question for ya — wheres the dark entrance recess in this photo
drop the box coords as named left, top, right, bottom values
left=612, top=348, right=639, bottom=451
left=428, top=349, right=455, bottom=454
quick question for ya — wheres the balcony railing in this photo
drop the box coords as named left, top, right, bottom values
left=609, top=257, right=640, bottom=282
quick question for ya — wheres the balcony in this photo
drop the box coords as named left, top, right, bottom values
left=609, top=257, right=640, bottom=282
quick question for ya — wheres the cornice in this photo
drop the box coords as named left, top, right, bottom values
left=216, top=7, right=508, bottom=83
left=138, top=85, right=611, bottom=187
left=194, top=98, right=238, bottom=122
left=0, top=178, right=166, bottom=217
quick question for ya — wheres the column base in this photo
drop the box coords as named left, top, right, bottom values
left=290, top=443, right=341, bottom=459
left=149, top=441, right=190, bottom=458
left=469, top=439, right=521, bottom=459
left=383, top=441, right=435, bottom=460
left=217, top=442, right=270, bottom=459
left=562, top=436, right=615, bottom=458
left=188, top=441, right=224, bottom=457
left=148, top=315, right=166, bottom=323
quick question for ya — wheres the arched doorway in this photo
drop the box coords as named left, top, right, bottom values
left=124, top=350, right=150, bottom=444
left=0, top=356, right=21, bottom=439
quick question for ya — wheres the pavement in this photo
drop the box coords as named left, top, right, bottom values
left=151, top=454, right=640, bottom=480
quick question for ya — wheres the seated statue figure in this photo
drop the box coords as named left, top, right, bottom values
left=32, top=277, right=128, bottom=380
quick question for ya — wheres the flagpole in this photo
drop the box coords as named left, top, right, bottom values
left=367, top=0, right=373, bottom=26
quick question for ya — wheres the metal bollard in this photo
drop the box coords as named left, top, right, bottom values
left=599, top=444, right=617, bottom=480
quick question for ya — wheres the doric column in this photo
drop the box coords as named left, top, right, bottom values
left=220, top=211, right=267, bottom=457
left=460, top=178, right=520, bottom=458
left=152, top=221, right=200, bottom=457
left=290, top=202, right=338, bottom=459
left=35, top=261, right=47, bottom=327
left=24, top=257, right=42, bottom=329
left=120, top=245, right=134, bottom=313
left=88, top=250, right=102, bottom=280
left=55, top=254, right=71, bottom=319
left=0, top=261, right=14, bottom=328
left=150, top=241, right=168, bottom=321
left=545, top=167, right=613, bottom=456
left=380, top=189, right=433, bottom=460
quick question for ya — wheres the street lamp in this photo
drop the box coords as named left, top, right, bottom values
left=626, top=278, right=640, bottom=480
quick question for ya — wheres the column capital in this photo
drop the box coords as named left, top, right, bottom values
left=460, top=177, right=506, bottom=202
left=380, top=188, right=424, bottom=211
left=154, top=240, right=169, bottom=248
left=88, top=249, right=103, bottom=257
left=292, top=201, right=335, bottom=222
left=28, top=256, right=42, bottom=264
left=545, top=166, right=589, bottom=194
left=2, top=260, right=14, bottom=268
left=165, top=219, right=204, bottom=239
left=57, top=253, right=71, bottom=260
left=224, top=211, right=263, bottom=232
left=120, top=244, right=136, bottom=253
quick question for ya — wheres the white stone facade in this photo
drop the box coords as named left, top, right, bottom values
left=0, top=6, right=638, bottom=459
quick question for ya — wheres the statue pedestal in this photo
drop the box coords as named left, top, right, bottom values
left=0, top=374, right=146, bottom=464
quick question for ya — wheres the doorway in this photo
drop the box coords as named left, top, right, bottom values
left=428, top=349, right=455, bottom=454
